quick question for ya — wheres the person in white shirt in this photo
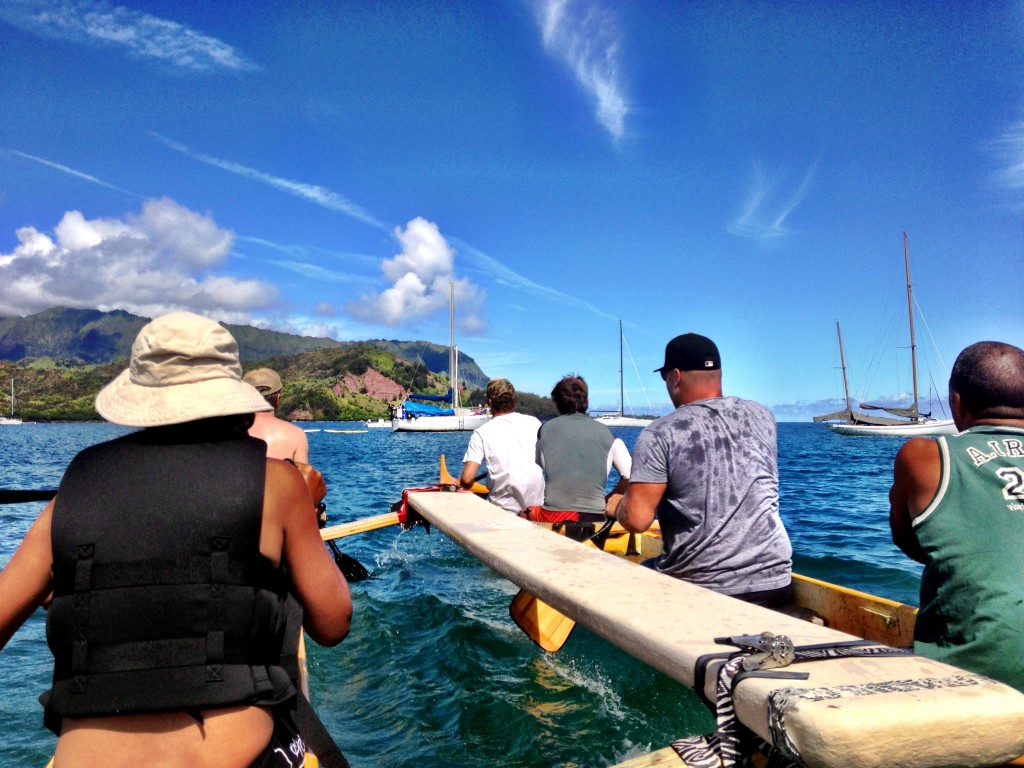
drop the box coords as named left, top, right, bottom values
left=460, top=379, right=545, bottom=514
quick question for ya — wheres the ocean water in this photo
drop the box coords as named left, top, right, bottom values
left=0, top=421, right=922, bottom=767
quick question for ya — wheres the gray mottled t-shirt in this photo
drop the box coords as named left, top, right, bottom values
left=631, top=396, right=791, bottom=595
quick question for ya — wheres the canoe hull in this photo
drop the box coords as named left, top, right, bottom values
left=405, top=489, right=1024, bottom=768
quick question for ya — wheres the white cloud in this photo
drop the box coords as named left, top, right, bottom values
left=0, top=197, right=277, bottom=322
left=451, top=237, right=616, bottom=323
left=0, top=0, right=257, bottom=71
left=152, top=133, right=386, bottom=229
left=992, top=118, right=1024, bottom=196
left=535, top=0, right=628, bottom=140
left=4, top=150, right=137, bottom=196
left=346, top=217, right=486, bottom=332
left=727, top=160, right=818, bottom=242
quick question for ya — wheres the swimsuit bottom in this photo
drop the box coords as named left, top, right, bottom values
left=250, top=708, right=316, bottom=768
left=520, top=506, right=606, bottom=524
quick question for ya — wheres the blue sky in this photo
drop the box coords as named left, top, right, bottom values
left=1, top=1, right=1022, bottom=419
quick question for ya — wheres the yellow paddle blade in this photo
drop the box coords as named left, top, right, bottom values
left=509, top=589, right=576, bottom=653
left=439, top=453, right=488, bottom=494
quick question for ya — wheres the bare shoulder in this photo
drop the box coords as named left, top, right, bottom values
left=894, top=437, right=940, bottom=476
left=892, top=437, right=942, bottom=523
left=265, top=457, right=306, bottom=489
left=263, top=458, right=309, bottom=513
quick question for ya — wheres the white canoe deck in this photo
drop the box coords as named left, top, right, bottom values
left=407, top=490, right=1024, bottom=768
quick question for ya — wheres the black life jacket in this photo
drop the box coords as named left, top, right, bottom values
left=42, top=424, right=294, bottom=731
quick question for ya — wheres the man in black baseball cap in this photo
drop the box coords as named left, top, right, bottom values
left=654, top=333, right=721, bottom=377
left=607, top=331, right=793, bottom=608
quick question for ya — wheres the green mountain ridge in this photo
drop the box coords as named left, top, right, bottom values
left=0, top=307, right=492, bottom=421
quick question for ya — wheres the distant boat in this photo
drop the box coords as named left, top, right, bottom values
left=814, top=232, right=956, bottom=437
left=392, top=283, right=492, bottom=433
left=365, top=419, right=389, bottom=428
left=0, top=378, right=23, bottom=426
left=592, top=320, right=652, bottom=428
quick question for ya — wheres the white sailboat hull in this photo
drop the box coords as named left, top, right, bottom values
left=392, top=410, right=491, bottom=432
left=593, top=414, right=652, bottom=428
left=828, top=418, right=957, bottom=437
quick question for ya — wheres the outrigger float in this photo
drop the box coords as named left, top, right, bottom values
left=405, top=477, right=1024, bottom=768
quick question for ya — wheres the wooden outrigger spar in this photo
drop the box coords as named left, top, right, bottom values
left=404, top=488, right=1024, bottom=768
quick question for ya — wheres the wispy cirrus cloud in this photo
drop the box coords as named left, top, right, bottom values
left=237, top=235, right=380, bottom=284
left=0, top=0, right=257, bottom=71
left=534, top=0, right=628, bottom=141
left=452, top=237, right=616, bottom=324
left=991, top=118, right=1024, bottom=198
left=727, top=159, right=818, bottom=242
left=151, top=133, right=387, bottom=230
left=4, top=149, right=137, bottom=196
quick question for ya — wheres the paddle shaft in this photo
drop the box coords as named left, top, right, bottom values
left=0, top=489, right=400, bottom=541
left=0, top=489, right=57, bottom=504
left=321, top=511, right=402, bottom=541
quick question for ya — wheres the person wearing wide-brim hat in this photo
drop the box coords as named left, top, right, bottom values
left=0, top=311, right=352, bottom=768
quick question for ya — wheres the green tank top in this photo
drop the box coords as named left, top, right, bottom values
left=913, top=425, right=1024, bottom=692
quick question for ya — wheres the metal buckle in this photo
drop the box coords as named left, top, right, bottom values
left=717, top=632, right=796, bottom=671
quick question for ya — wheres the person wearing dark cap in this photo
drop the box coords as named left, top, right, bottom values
left=607, top=333, right=792, bottom=606
left=460, top=378, right=545, bottom=514
left=244, top=367, right=310, bottom=464
left=0, top=312, right=352, bottom=767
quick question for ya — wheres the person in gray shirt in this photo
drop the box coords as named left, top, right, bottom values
left=607, top=333, right=792, bottom=606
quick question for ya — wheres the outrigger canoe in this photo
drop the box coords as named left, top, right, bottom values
left=439, top=454, right=915, bottom=647
left=413, top=472, right=1024, bottom=768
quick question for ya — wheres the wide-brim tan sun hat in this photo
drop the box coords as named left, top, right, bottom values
left=95, top=311, right=273, bottom=427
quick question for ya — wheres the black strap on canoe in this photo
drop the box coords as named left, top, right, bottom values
left=0, top=489, right=58, bottom=504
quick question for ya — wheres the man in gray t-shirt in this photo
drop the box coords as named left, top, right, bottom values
left=608, top=333, right=792, bottom=605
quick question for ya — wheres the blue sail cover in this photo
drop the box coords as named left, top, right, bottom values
left=407, top=389, right=454, bottom=403
left=401, top=388, right=455, bottom=416
left=402, top=400, right=455, bottom=416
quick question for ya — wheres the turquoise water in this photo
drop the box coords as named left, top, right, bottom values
left=0, top=422, right=921, bottom=767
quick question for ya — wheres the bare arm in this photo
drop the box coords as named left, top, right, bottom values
left=608, top=481, right=666, bottom=533
left=0, top=501, right=55, bottom=650
left=460, top=461, right=482, bottom=491
left=889, top=437, right=941, bottom=564
left=609, top=438, right=632, bottom=480
left=263, top=460, right=351, bottom=646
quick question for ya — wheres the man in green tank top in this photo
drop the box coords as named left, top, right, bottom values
left=890, top=340, right=1024, bottom=693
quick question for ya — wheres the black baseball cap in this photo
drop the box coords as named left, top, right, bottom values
left=655, top=333, right=721, bottom=374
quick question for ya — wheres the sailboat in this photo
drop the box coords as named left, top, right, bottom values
left=593, top=320, right=652, bottom=428
left=814, top=232, right=956, bottom=437
left=0, top=378, right=24, bottom=425
left=391, top=284, right=492, bottom=433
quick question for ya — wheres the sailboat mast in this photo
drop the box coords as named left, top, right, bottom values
left=449, top=281, right=458, bottom=410
left=903, top=230, right=920, bottom=417
left=618, top=320, right=624, bottom=417
left=835, top=322, right=852, bottom=414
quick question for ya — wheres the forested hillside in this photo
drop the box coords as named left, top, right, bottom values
left=0, top=308, right=496, bottom=421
